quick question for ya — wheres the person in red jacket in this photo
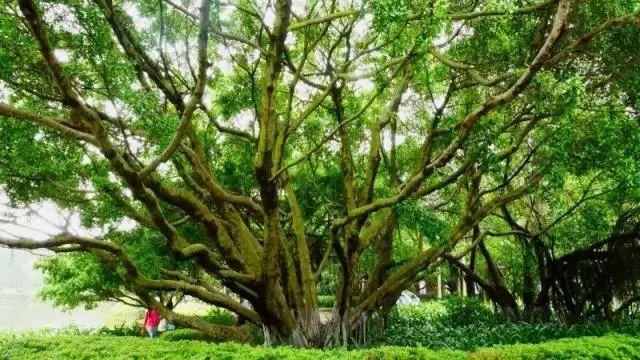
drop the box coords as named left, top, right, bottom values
left=142, top=308, right=161, bottom=338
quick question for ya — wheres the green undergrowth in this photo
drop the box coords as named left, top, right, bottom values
left=386, top=297, right=640, bottom=350
left=468, top=334, right=640, bottom=360
left=2, top=333, right=640, bottom=359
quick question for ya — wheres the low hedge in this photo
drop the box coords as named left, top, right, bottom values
left=469, top=334, right=640, bottom=360
left=0, top=334, right=464, bottom=359
left=2, top=333, right=640, bottom=359
left=159, top=329, right=215, bottom=342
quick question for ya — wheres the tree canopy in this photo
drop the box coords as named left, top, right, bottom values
left=0, top=0, right=639, bottom=347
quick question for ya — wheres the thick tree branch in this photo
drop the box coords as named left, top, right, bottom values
left=0, top=103, right=97, bottom=144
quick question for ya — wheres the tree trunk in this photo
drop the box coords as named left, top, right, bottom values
left=522, top=238, right=536, bottom=317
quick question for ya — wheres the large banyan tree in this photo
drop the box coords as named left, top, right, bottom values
left=0, top=0, right=639, bottom=347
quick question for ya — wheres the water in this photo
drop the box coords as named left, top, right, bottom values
left=0, top=248, right=211, bottom=331
left=0, top=195, right=157, bottom=330
left=0, top=248, right=130, bottom=330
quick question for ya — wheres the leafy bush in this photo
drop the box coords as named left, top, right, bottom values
left=97, top=322, right=142, bottom=337
left=199, top=307, right=237, bottom=326
left=197, top=307, right=264, bottom=344
left=386, top=297, right=640, bottom=350
left=389, top=320, right=640, bottom=350
left=439, top=296, right=497, bottom=326
left=318, top=295, right=335, bottom=309
left=240, top=323, right=265, bottom=344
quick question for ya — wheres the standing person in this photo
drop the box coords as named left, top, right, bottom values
left=158, top=318, right=167, bottom=333
left=165, top=299, right=176, bottom=331
left=142, top=308, right=161, bottom=338
left=237, top=298, right=251, bottom=326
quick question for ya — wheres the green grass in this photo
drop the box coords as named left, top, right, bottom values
left=2, top=333, right=640, bottom=359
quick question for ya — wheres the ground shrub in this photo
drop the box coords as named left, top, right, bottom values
left=440, top=296, right=498, bottom=326
left=97, top=322, right=141, bottom=337
left=198, top=307, right=237, bottom=326
left=240, top=323, right=265, bottom=344
left=2, top=333, right=640, bottom=359
left=318, top=295, right=335, bottom=309
left=386, top=297, right=640, bottom=350
left=468, top=334, right=640, bottom=360
left=159, top=328, right=214, bottom=342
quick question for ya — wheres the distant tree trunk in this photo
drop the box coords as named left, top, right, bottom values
left=437, top=267, right=443, bottom=299
left=444, top=252, right=520, bottom=319
left=466, top=228, right=480, bottom=297
left=522, top=237, right=536, bottom=317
